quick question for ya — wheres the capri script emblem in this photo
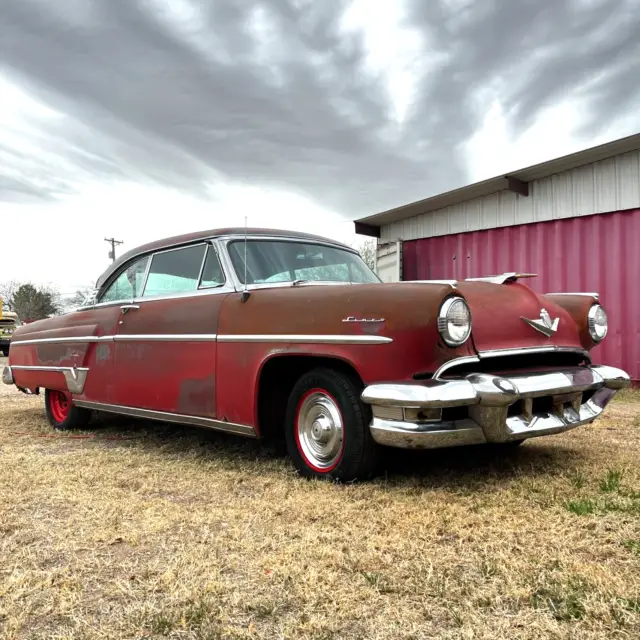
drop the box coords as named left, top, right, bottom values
left=521, top=308, right=559, bottom=337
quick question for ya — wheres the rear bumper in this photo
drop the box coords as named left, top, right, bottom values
left=361, top=365, right=630, bottom=449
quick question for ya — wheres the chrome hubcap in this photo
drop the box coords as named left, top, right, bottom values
left=297, top=392, right=343, bottom=469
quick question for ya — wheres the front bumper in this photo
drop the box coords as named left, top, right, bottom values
left=361, top=365, right=630, bottom=449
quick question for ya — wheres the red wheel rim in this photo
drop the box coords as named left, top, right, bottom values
left=295, top=388, right=345, bottom=473
left=49, top=390, right=71, bottom=423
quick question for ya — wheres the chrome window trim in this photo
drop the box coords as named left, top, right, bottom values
left=220, top=235, right=379, bottom=291
left=433, top=346, right=591, bottom=379
left=132, top=284, right=234, bottom=304
left=197, top=243, right=227, bottom=290
left=140, top=242, right=209, bottom=300
left=96, top=254, right=151, bottom=308
left=72, top=400, right=256, bottom=437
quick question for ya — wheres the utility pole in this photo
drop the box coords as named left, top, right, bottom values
left=104, top=237, right=124, bottom=262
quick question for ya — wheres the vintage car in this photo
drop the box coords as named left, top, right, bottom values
left=2, top=227, right=630, bottom=480
left=0, top=310, right=21, bottom=356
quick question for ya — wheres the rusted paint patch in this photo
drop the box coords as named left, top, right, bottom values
left=178, top=375, right=216, bottom=417
left=96, top=344, right=111, bottom=362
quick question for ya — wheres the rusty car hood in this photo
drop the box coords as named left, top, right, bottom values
left=454, top=281, right=584, bottom=353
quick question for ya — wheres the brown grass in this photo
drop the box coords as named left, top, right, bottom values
left=1, top=355, right=639, bottom=639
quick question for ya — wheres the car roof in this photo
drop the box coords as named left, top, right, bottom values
left=95, top=227, right=354, bottom=289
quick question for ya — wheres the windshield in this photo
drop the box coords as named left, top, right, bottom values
left=227, top=240, right=380, bottom=285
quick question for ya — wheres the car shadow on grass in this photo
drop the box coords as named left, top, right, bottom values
left=87, top=412, right=587, bottom=487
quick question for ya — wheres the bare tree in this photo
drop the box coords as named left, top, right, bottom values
left=0, top=280, right=20, bottom=311
left=354, top=239, right=376, bottom=271
left=61, top=286, right=97, bottom=312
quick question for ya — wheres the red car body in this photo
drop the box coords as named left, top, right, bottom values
left=2, top=228, right=630, bottom=480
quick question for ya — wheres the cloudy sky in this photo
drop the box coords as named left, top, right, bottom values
left=1, top=0, right=639, bottom=297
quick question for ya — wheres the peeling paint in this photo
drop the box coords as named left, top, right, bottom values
left=178, top=375, right=216, bottom=416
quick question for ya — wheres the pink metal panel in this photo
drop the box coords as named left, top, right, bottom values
left=402, top=208, right=640, bottom=381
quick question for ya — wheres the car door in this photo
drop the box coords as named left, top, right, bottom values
left=74, top=254, right=150, bottom=405
left=112, top=241, right=230, bottom=418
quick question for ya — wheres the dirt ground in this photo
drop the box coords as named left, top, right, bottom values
left=1, top=356, right=639, bottom=639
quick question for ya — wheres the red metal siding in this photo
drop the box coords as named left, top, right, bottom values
left=402, top=208, right=640, bottom=381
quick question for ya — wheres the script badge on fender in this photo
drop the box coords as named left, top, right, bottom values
left=521, top=308, right=559, bottom=337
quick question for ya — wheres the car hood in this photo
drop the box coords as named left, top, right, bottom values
left=454, top=281, right=584, bottom=354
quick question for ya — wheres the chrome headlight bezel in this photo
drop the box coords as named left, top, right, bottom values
left=437, top=296, right=472, bottom=347
left=587, top=303, right=608, bottom=343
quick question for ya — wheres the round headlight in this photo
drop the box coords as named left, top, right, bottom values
left=438, top=296, right=472, bottom=347
left=588, top=304, right=607, bottom=342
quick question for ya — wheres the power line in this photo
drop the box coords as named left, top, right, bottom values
left=104, top=237, right=124, bottom=263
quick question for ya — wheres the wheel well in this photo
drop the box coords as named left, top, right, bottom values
left=257, top=355, right=364, bottom=442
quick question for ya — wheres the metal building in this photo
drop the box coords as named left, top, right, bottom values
left=354, top=133, right=640, bottom=382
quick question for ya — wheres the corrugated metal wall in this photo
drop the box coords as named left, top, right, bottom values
left=382, top=150, right=640, bottom=242
left=402, top=208, right=640, bottom=381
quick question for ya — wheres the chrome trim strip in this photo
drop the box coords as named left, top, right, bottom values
left=72, top=400, right=256, bottom=437
left=478, top=346, right=589, bottom=359
left=433, top=355, right=480, bottom=379
left=9, top=333, right=385, bottom=345
left=132, top=286, right=234, bottom=304
left=465, top=272, right=537, bottom=284
left=217, top=334, right=393, bottom=344
left=138, top=253, right=153, bottom=298
left=10, top=336, right=114, bottom=346
left=10, top=365, right=89, bottom=372
left=546, top=292, right=599, bottom=300
left=396, top=280, right=458, bottom=287
left=114, top=334, right=218, bottom=342
left=9, top=333, right=389, bottom=346
left=433, top=347, right=590, bottom=380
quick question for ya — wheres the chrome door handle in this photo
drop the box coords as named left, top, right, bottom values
left=120, top=304, right=140, bottom=314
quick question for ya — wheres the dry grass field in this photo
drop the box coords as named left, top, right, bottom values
left=1, top=355, right=639, bottom=639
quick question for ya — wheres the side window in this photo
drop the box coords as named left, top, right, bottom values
left=99, top=256, right=149, bottom=304
left=199, top=246, right=225, bottom=288
left=142, top=244, right=206, bottom=298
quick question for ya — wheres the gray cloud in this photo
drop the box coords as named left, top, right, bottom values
left=0, top=0, right=639, bottom=215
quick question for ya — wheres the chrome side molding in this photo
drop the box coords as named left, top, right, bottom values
left=73, top=400, right=256, bottom=437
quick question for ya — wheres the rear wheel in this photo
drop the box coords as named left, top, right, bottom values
left=285, top=368, right=381, bottom=481
left=44, top=389, right=92, bottom=430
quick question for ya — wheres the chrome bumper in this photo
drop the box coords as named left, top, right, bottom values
left=361, top=365, right=630, bottom=449
left=2, top=365, right=13, bottom=385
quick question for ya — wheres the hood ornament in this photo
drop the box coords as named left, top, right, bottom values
left=521, top=308, right=559, bottom=337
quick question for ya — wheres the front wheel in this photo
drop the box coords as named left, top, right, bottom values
left=284, top=368, right=381, bottom=481
left=44, top=389, right=92, bottom=430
